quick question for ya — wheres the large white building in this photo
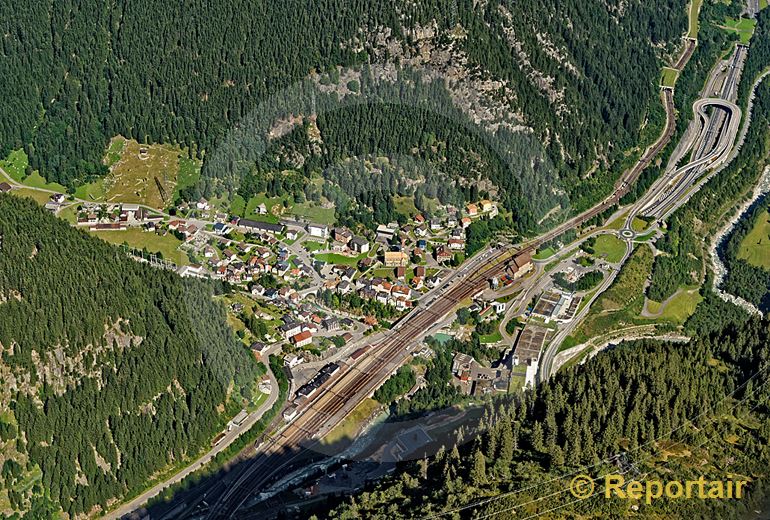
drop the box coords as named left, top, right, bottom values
left=307, top=223, right=329, bottom=239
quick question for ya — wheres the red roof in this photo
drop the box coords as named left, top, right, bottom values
left=291, top=331, right=312, bottom=343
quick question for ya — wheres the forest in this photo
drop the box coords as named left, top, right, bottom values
left=721, top=197, right=770, bottom=311
left=316, top=315, right=770, bottom=519
left=0, top=195, right=260, bottom=518
left=2, top=0, right=687, bottom=235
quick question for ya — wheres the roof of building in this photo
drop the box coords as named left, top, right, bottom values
left=292, top=331, right=313, bottom=343
left=240, top=219, right=285, bottom=233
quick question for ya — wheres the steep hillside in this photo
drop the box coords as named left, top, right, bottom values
left=0, top=195, right=259, bottom=518
left=1, top=0, right=686, bottom=231
left=320, top=316, right=770, bottom=519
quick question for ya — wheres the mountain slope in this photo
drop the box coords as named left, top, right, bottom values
left=320, top=316, right=770, bottom=519
left=1, top=0, right=686, bottom=230
left=0, top=195, right=259, bottom=518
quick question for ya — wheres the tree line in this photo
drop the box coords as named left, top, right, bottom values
left=317, top=315, right=770, bottom=519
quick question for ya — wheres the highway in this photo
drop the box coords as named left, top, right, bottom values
left=639, top=98, right=741, bottom=218
left=634, top=46, right=746, bottom=222
left=541, top=43, right=749, bottom=383
left=123, top=14, right=690, bottom=519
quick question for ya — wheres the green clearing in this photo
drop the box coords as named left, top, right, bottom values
left=737, top=209, right=770, bottom=269
left=10, top=187, right=53, bottom=205
left=59, top=205, right=78, bottom=224
left=89, top=228, right=189, bottom=265
left=104, top=136, right=126, bottom=167
left=572, top=245, right=654, bottom=343
left=16, top=170, right=67, bottom=192
left=246, top=388, right=269, bottom=413
left=420, top=196, right=442, bottom=215
left=322, top=398, right=381, bottom=445
left=632, top=217, right=650, bottom=232
left=722, top=17, right=757, bottom=45
left=0, top=149, right=67, bottom=192
left=101, top=139, right=180, bottom=209
left=74, top=179, right=107, bottom=201
left=243, top=194, right=290, bottom=223
left=644, top=289, right=702, bottom=324
left=761, top=0, right=769, bottom=10
left=593, top=234, right=627, bottom=263
left=314, top=252, right=367, bottom=266
left=175, top=156, right=201, bottom=194
left=432, top=333, right=453, bottom=345
left=371, top=267, right=395, bottom=279
left=479, top=329, right=503, bottom=344
left=303, top=240, right=325, bottom=252
left=509, top=375, right=526, bottom=391
left=292, top=202, right=335, bottom=225
left=229, top=194, right=247, bottom=216
left=688, top=0, right=704, bottom=38
left=604, top=215, right=626, bottom=230
left=661, top=67, right=679, bottom=88
left=0, top=149, right=28, bottom=182
left=533, top=247, right=555, bottom=260
left=393, top=195, right=418, bottom=218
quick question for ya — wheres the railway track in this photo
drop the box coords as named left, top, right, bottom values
left=168, top=67, right=680, bottom=520
left=200, top=90, right=679, bottom=520
left=204, top=254, right=515, bottom=518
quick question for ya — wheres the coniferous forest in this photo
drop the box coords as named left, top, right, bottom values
left=1, top=0, right=687, bottom=232
left=318, top=317, right=770, bottom=519
left=0, top=195, right=259, bottom=517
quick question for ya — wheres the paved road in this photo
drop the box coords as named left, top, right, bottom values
left=106, top=367, right=279, bottom=520
left=538, top=240, right=633, bottom=381
left=157, top=55, right=688, bottom=520
left=180, top=77, right=683, bottom=520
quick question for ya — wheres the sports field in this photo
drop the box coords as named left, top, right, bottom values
left=89, top=228, right=189, bottom=266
